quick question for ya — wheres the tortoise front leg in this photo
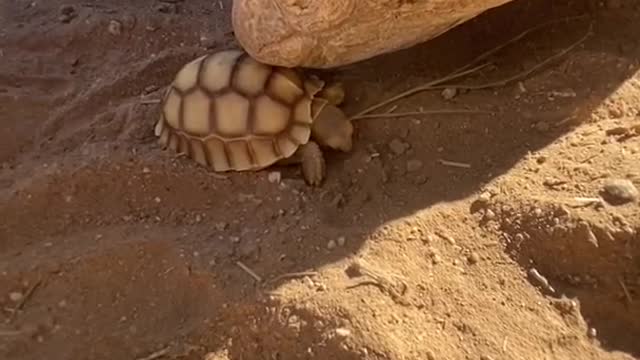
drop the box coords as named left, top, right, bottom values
left=274, top=141, right=326, bottom=186
left=299, top=141, right=326, bottom=186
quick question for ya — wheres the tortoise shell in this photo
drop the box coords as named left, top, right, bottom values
left=154, top=49, right=326, bottom=172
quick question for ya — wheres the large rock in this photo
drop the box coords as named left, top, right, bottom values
left=231, top=0, right=515, bottom=69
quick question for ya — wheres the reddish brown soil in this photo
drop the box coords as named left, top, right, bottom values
left=1, top=0, right=639, bottom=359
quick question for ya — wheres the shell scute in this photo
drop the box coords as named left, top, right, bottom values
left=252, top=95, right=290, bottom=135
left=214, top=92, right=250, bottom=137
left=199, top=50, right=244, bottom=93
left=250, top=138, right=279, bottom=168
left=266, top=70, right=305, bottom=104
left=203, top=138, right=230, bottom=172
left=181, top=89, right=211, bottom=136
left=173, top=55, right=206, bottom=92
left=162, top=88, right=182, bottom=129
left=276, top=135, right=299, bottom=158
left=233, top=56, right=272, bottom=96
left=226, top=141, right=254, bottom=171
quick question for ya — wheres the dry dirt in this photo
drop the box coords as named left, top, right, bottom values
left=1, top=0, right=640, bottom=359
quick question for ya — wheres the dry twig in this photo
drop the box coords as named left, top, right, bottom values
left=135, top=346, right=170, bottom=360
left=9, top=277, right=43, bottom=323
left=349, top=17, right=592, bottom=120
left=619, top=277, right=633, bottom=305
left=349, top=63, right=490, bottom=120
left=354, top=109, right=493, bottom=119
left=267, top=271, right=319, bottom=284
left=236, top=261, right=263, bottom=283
left=345, top=259, right=410, bottom=306
left=438, top=159, right=472, bottom=168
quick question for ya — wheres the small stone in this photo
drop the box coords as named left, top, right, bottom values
left=431, top=254, right=442, bottom=265
left=142, top=167, right=151, bottom=174
left=154, top=197, right=161, bottom=203
left=535, top=121, right=550, bottom=132
left=58, top=5, right=76, bottom=23
left=335, top=327, right=351, bottom=337
left=484, top=209, right=496, bottom=220
left=336, top=236, right=346, bottom=247
left=58, top=300, right=67, bottom=308
left=215, top=222, right=228, bottom=231
left=327, top=240, right=337, bottom=250
left=406, top=159, right=423, bottom=172
left=602, top=178, right=638, bottom=205
left=426, top=350, right=436, bottom=360
left=480, top=356, right=495, bottom=360
left=230, top=236, right=241, bottom=243
left=587, top=327, right=597, bottom=338
left=267, top=171, right=281, bottom=183
left=9, top=292, right=23, bottom=302
left=389, top=138, right=408, bottom=155
left=441, top=88, right=458, bottom=100
left=467, top=252, right=480, bottom=265
left=108, top=20, right=123, bottom=35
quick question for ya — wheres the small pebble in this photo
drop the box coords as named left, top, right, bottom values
left=587, top=327, right=597, bottom=338
left=267, top=171, right=281, bottom=183
left=467, top=252, right=480, bottom=265
left=327, top=240, right=337, bottom=250
left=406, top=159, right=423, bottom=172
left=142, top=167, right=151, bottom=174
left=58, top=5, right=76, bottom=23
left=480, top=356, right=495, bottom=360
left=484, top=209, right=496, bottom=220
left=335, top=327, right=351, bottom=337
left=535, top=121, right=550, bottom=132
left=108, top=20, right=123, bottom=35
left=389, top=138, right=408, bottom=155
left=336, top=236, right=346, bottom=247
left=602, top=178, right=638, bottom=204
left=441, top=88, right=458, bottom=100
left=9, top=292, right=23, bottom=302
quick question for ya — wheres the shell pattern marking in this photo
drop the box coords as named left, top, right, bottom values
left=154, top=49, right=317, bottom=172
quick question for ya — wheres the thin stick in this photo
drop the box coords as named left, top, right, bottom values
left=443, top=23, right=592, bottom=92
left=9, top=277, right=42, bottom=322
left=438, top=159, right=472, bottom=168
left=349, top=17, right=591, bottom=120
left=354, top=109, right=493, bottom=119
left=236, top=261, right=263, bottom=283
left=349, top=63, right=490, bottom=120
left=619, top=277, right=633, bottom=304
left=268, top=271, right=318, bottom=284
left=0, top=330, right=22, bottom=336
left=135, top=346, right=170, bottom=360
left=454, top=15, right=588, bottom=74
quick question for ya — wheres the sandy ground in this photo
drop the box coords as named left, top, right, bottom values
left=1, top=0, right=639, bottom=359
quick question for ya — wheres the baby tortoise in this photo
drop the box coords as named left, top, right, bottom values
left=154, top=49, right=353, bottom=185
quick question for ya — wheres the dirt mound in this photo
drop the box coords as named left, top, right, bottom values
left=1, top=0, right=639, bottom=359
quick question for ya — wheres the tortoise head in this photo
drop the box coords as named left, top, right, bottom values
left=310, top=99, right=353, bottom=152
